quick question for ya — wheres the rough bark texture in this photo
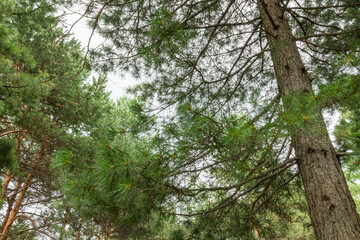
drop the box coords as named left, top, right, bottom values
left=257, top=0, right=360, bottom=239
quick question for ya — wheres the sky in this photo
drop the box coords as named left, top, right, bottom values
left=61, top=4, right=340, bottom=140
left=61, top=5, right=137, bottom=100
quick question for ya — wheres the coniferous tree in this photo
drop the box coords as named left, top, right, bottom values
left=62, top=0, right=360, bottom=239
left=0, top=0, right=111, bottom=239
left=335, top=68, right=360, bottom=216
left=53, top=98, right=164, bottom=239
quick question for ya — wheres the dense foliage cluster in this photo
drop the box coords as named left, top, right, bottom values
left=0, top=0, right=111, bottom=238
left=0, top=0, right=359, bottom=239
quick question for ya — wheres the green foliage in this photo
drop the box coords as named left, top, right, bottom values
left=334, top=64, right=360, bottom=214
left=6, top=0, right=356, bottom=239
left=6, top=219, right=37, bottom=240
left=0, top=138, right=16, bottom=170
left=346, top=169, right=360, bottom=214
left=333, top=51, right=360, bottom=173
left=0, top=0, right=112, bottom=238
left=58, top=0, right=360, bottom=238
left=0, top=0, right=110, bottom=134
left=52, top=98, right=164, bottom=238
left=139, top=7, right=197, bottom=68
left=169, top=229, right=185, bottom=240
left=336, top=110, right=360, bottom=157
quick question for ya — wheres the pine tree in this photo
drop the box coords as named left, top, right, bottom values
left=335, top=62, right=360, bottom=216
left=0, top=0, right=111, bottom=239
left=53, top=98, right=164, bottom=239
left=61, top=0, right=360, bottom=239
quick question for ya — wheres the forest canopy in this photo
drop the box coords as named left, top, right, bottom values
left=0, top=0, right=360, bottom=240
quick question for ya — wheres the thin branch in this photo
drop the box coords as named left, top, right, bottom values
left=296, top=28, right=360, bottom=40
left=54, top=0, right=95, bottom=46
left=288, top=3, right=360, bottom=10
left=78, top=0, right=114, bottom=75
left=0, top=130, right=24, bottom=137
left=15, top=215, right=52, bottom=239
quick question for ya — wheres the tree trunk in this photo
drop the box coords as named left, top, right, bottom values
left=1, top=170, right=12, bottom=198
left=0, top=140, right=47, bottom=240
left=257, top=0, right=360, bottom=239
left=0, top=178, right=20, bottom=233
left=0, top=174, right=35, bottom=240
left=0, top=133, right=26, bottom=234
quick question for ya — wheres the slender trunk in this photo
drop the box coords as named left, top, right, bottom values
left=0, top=141, right=47, bottom=240
left=0, top=134, right=25, bottom=233
left=2, top=132, right=26, bottom=198
left=0, top=174, right=35, bottom=239
left=0, top=179, right=20, bottom=233
left=257, top=0, right=360, bottom=239
left=1, top=170, right=12, bottom=198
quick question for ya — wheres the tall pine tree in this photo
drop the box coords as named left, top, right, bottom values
left=0, top=0, right=111, bottom=238
left=61, top=0, right=360, bottom=239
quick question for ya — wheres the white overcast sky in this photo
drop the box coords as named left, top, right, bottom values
left=62, top=5, right=137, bottom=100
left=61, top=5, right=340, bottom=139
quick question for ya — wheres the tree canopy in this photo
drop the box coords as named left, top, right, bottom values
left=1, top=0, right=360, bottom=239
left=80, top=0, right=360, bottom=239
left=0, top=0, right=111, bottom=238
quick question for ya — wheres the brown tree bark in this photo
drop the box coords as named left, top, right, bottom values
left=1, top=170, right=12, bottom=199
left=257, top=0, right=360, bottom=239
left=1, top=132, right=26, bottom=199
left=0, top=133, right=26, bottom=234
left=0, top=179, right=20, bottom=234
left=0, top=140, right=47, bottom=240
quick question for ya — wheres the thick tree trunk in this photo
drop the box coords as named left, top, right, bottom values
left=257, top=0, right=360, bottom=239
